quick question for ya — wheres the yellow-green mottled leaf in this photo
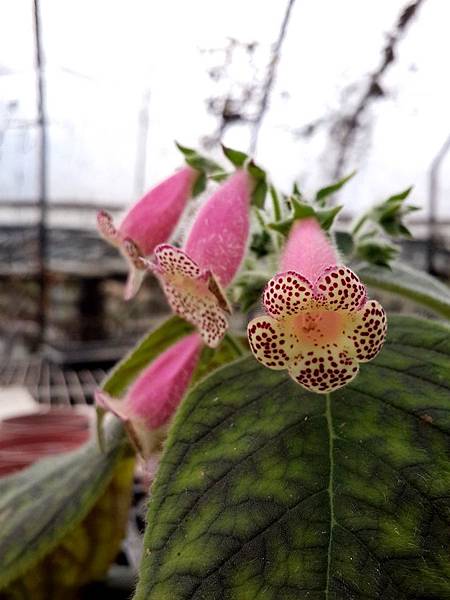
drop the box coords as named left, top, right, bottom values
left=134, top=316, right=450, bottom=600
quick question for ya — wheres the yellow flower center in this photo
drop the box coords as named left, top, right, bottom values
left=292, top=311, right=344, bottom=346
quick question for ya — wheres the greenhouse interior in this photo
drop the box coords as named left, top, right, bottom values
left=0, top=1, right=449, bottom=599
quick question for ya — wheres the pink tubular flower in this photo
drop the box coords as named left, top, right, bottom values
left=97, top=166, right=198, bottom=300
left=95, top=333, right=202, bottom=457
left=147, top=170, right=253, bottom=348
left=247, top=218, right=387, bottom=393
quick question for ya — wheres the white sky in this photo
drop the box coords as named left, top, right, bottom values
left=0, top=0, right=449, bottom=219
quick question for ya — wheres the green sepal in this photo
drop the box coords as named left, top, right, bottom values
left=269, top=197, right=342, bottom=236
left=175, top=142, right=222, bottom=195
left=221, top=144, right=248, bottom=167
left=247, top=160, right=268, bottom=208
left=191, top=171, right=207, bottom=197
left=209, top=170, right=230, bottom=182
left=292, top=181, right=302, bottom=197
left=315, top=171, right=355, bottom=207
left=368, top=186, right=419, bottom=239
left=317, top=205, right=343, bottom=230
left=355, top=239, right=399, bottom=268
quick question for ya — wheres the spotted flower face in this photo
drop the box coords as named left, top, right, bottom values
left=147, top=170, right=253, bottom=348
left=247, top=218, right=387, bottom=393
left=149, top=245, right=231, bottom=348
left=97, top=166, right=197, bottom=300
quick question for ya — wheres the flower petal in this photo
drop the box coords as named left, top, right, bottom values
left=162, top=279, right=227, bottom=348
left=247, top=316, right=296, bottom=370
left=155, top=244, right=201, bottom=278
left=314, top=266, right=367, bottom=311
left=153, top=244, right=229, bottom=347
left=263, top=271, right=315, bottom=318
left=97, top=210, right=119, bottom=246
left=289, top=346, right=359, bottom=394
left=346, top=300, right=387, bottom=362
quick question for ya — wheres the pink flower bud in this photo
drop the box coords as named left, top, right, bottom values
left=95, top=333, right=202, bottom=457
left=147, top=170, right=253, bottom=348
left=247, top=217, right=387, bottom=394
left=280, top=217, right=339, bottom=281
left=97, top=166, right=198, bottom=300
left=185, top=169, right=252, bottom=287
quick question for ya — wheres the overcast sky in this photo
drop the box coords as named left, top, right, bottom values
left=0, top=0, right=449, bottom=219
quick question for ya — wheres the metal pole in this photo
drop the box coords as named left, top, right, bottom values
left=134, top=88, right=151, bottom=198
left=427, top=134, right=450, bottom=275
left=33, top=0, right=48, bottom=348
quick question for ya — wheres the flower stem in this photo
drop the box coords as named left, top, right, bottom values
left=352, top=214, right=368, bottom=236
left=224, top=333, right=246, bottom=357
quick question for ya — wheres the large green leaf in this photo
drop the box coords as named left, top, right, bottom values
left=134, top=315, right=450, bottom=599
left=357, top=262, right=450, bottom=319
left=0, top=419, right=128, bottom=588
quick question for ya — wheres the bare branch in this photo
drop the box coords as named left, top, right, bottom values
left=331, top=0, right=427, bottom=179
left=249, top=0, right=297, bottom=155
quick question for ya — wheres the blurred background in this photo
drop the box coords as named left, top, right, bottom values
left=0, top=0, right=449, bottom=415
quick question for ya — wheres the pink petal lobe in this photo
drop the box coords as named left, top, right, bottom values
left=346, top=300, right=387, bottom=362
left=97, top=210, right=119, bottom=246
left=263, top=271, right=315, bottom=318
left=313, top=266, right=367, bottom=311
left=185, top=170, right=252, bottom=287
left=127, top=333, right=202, bottom=428
left=155, top=244, right=201, bottom=278
left=280, top=218, right=338, bottom=282
left=95, top=389, right=132, bottom=422
left=289, top=346, right=359, bottom=394
left=247, top=316, right=294, bottom=370
left=119, top=166, right=196, bottom=256
left=162, top=280, right=228, bottom=348
left=124, top=266, right=146, bottom=301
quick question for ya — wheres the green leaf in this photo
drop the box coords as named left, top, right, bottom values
left=250, top=230, right=273, bottom=258
left=384, top=187, right=413, bottom=203
left=315, top=172, right=355, bottom=207
left=334, top=230, right=354, bottom=257
left=134, top=316, right=450, bottom=599
left=357, top=262, right=450, bottom=319
left=0, top=419, right=129, bottom=588
left=221, top=145, right=248, bottom=168
left=232, top=274, right=268, bottom=312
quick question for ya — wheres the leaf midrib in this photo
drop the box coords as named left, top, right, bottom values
left=325, top=393, right=336, bottom=600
